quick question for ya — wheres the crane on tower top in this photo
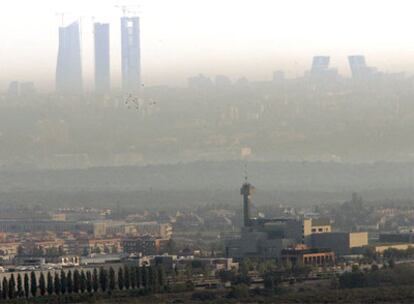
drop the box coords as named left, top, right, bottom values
left=56, top=12, right=69, bottom=27
left=115, top=4, right=140, bottom=17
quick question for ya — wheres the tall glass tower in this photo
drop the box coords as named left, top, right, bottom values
left=121, top=16, right=141, bottom=94
left=94, top=23, right=111, bottom=95
left=56, top=22, right=82, bottom=94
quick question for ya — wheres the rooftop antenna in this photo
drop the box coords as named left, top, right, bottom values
left=244, top=163, right=248, bottom=183
left=56, top=12, right=67, bottom=27
left=115, top=4, right=140, bottom=16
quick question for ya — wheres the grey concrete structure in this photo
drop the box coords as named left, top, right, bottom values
left=225, top=181, right=305, bottom=259
left=309, top=232, right=368, bottom=256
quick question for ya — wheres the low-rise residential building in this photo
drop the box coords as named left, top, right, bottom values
left=373, top=243, right=414, bottom=254
left=135, top=222, right=172, bottom=239
left=122, top=235, right=169, bottom=256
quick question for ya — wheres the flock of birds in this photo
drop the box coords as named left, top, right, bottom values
left=125, top=94, right=157, bottom=112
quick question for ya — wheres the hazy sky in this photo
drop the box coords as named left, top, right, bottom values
left=2, top=0, right=414, bottom=91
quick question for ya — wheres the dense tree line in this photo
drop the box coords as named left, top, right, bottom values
left=383, top=247, right=414, bottom=260
left=338, top=264, right=414, bottom=289
left=0, top=265, right=166, bottom=301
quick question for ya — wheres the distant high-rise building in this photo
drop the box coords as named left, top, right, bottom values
left=188, top=74, right=213, bottom=89
left=7, top=81, right=36, bottom=97
left=348, top=55, right=376, bottom=79
left=20, top=82, right=36, bottom=96
left=56, top=22, right=83, bottom=94
left=215, top=75, right=232, bottom=87
left=308, top=56, right=338, bottom=79
left=311, top=56, right=330, bottom=74
left=94, top=23, right=111, bottom=95
left=7, top=81, right=19, bottom=97
left=121, top=16, right=141, bottom=94
left=272, top=70, right=285, bottom=82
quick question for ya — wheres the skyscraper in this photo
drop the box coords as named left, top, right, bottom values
left=348, top=55, right=376, bottom=79
left=307, top=56, right=338, bottom=80
left=56, top=22, right=82, bottom=94
left=310, top=56, right=330, bottom=75
left=121, top=16, right=141, bottom=94
left=94, top=23, right=111, bottom=95
left=348, top=55, right=367, bottom=78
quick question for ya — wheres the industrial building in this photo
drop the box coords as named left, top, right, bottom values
left=224, top=180, right=368, bottom=259
left=225, top=182, right=332, bottom=259
left=309, top=232, right=368, bottom=256
left=281, top=245, right=335, bottom=266
left=379, top=233, right=414, bottom=244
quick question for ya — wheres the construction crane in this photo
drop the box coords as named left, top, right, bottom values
left=55, top=12, right=68, bottom=27
left=115, top=4, right=140, bottom=16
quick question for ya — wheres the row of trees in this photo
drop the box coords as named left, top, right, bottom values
left=0, top=265, right=166, bottom=300
left=338, top=264, right=414, bottom=289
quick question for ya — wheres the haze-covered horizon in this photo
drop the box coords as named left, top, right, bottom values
left=2, top=0, right=414, bottom=91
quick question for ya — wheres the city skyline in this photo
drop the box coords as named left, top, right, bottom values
left=2, top=0, right=414, bottom=91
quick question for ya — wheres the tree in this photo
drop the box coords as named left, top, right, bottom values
left=99, top=267, right=108, bottom=292
left=136, top=267, right=142, bottom=289
left=58, top=246, right=65, bottom=256
left=67, top=270, right=73, bottom=293
left=218, top=270, right=236, bottom=283
left=8, top=274, right=15, bottom=299
left=130, top=266, right=137, bottom=289
left=149, top=266, right=158, bottom=292
left=339, top=271, right=366, bottom=288
left=185, top=263, right=192, bottom=279
left=30, top=271, right=37, bottom=297
left=263, top=272, right=280, bottom=291
left=38, top=273, right=46, bottom=296
left=82, top=247, right=89, bottom=256
left=228, top=283, right=249, bottom=299
left=80, top=271, right=86, bottom=293
left=86, top=271, right=92, bottom=293
left=104, top=245, right=110, bottom=254
left=142, top=266, right=149, bottom=290
left=24, top=273, right=29, bottom=298
left=92, top=246, right=101, bottom=254
left=240, top=259, right=251, bottom=277
left=17, top=274, right=23, bottom=298
left=60, top=270, right=67, bottom=294
left=92, top=268, right=99, bottom=293
left=2, top=277, right=8, bottom=300
left=17, top=245, right=24, bottom=256
left=109, top=267, right=116, bottom=292
left=118, top=267, right=124, bottom=290
left=54, top=272, right=61, bottom=295
left=47, top=272, right=54, bottom=296
left=124, top=266, right=130, bottom=290
left=166, top=239, right=177, bottom=254
left=158, top=266, right=166, bottom=290
left=73, top=269, right=80, bottom=293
